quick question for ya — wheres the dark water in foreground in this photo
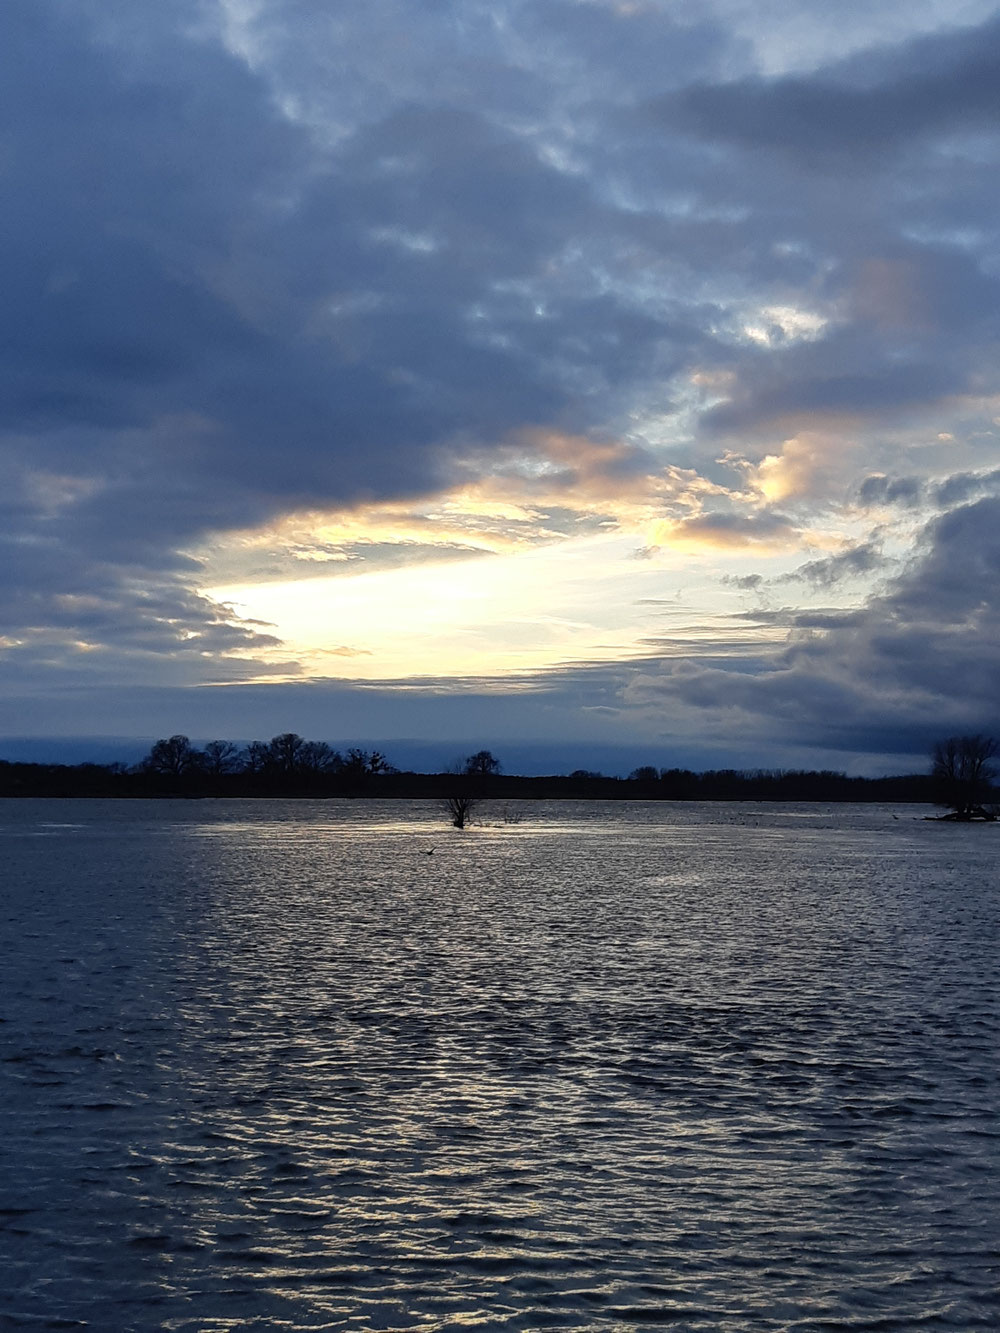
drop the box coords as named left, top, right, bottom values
left=1, top=799, right=998, bottom=1332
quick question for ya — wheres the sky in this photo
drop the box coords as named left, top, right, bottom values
left=4, top=0, right=1000, bottom=773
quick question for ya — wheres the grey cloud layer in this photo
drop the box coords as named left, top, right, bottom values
left=665, top=14, right=1000, bottom=157
left=2, top=0, right=1000, bottom=760
left=627, top=496, right=1000, bottom=760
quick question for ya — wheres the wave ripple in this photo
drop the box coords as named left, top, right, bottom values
left=1, top=799, right=998, bottom=1331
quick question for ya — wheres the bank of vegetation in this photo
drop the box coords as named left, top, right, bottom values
left=0, top=732, right=958, bottom=804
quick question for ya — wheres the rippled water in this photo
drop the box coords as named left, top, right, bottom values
left=2, top=798, right=998, bottom=1331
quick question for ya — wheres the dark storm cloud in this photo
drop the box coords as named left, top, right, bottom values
left=627, top=496, right=1000, bottom=761
left=1, top=3, right=301, bottom=432
left=662, top=14, right=1000, bottom=159
left=857, top=467, right=1000, bottom=511
left=0, top=4, right=596, bottom=542
left=641, top=13, right=1000, bottom=445
left=6, top=0, right=996, bottom=520
left=781, top=542, right=887, bottom=586
left=930, top=468, right=1000, bottom=508
left=693, top=235, right=1000, bottom=439
left=703, top=357, right=959, bottom=434
left=856, top=473, right=927, bottom=508
left=0, top=0, right=623, bottom=662
left=0, top=0, right=738, bottom=681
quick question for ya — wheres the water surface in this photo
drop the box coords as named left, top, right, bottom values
left=2, top=799, right=998, bottom=1330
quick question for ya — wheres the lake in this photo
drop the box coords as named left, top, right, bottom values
left=1, top=799, right=998, bottom=1331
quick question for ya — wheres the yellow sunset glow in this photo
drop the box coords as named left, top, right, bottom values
left=207, top=535, right=646, bottom=678
left=193, top=426, right=875, bottom=687
left=203, top=523, right=803, bottom=683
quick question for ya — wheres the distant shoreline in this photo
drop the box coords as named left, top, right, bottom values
left=0, top=759, right=943, bottom=804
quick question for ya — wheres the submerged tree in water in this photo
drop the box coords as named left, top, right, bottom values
left=931, top=734, right=998, bottom=820
left=441, top=751, right=501, bottom=826
left=446, top=794, right=478, bottom=828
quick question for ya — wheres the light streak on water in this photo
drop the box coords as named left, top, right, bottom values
left=1, top=799, right=998, bottom=1330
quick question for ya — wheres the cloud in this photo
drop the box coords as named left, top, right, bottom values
left=2, top=6, right=613, bottom=540
left=661, top=14, right=1000, bottom=160
left=195, top=430, right=743, bottom=590
left=3, top=0, right=1000, bottom=767
left=654, top=509, right=801, bottom=551
left=780, top=541, right=888, bottom=586
left=624, top=495, right=1000, bottom=760
left=856, top=473, right=927, bottom=509
left=857, top=466, right=1000, bottom=511
left=723, top=573, right=767, bottom=591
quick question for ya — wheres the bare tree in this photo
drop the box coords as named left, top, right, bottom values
left=464, top=749, right=501, bottom=776
left=931, top=734, right=998, bottom=820
left=446, top=794, right=478, bottom=828
left=202, top=740, right=242, bottom=777
left=299, top=741, right=341, bottom=776
left=243, top=740, right=271, bottom=774
left=442, top=755, right=487, bottom=828
left=339, top=747, right=393, bottom=792
left=141, top=734, right=203, bottom=777
left=344, top=747, right=391, bottom=777
left=267, top=732, right=308, bottom=776
left=441, top=751, right=501, bottom=827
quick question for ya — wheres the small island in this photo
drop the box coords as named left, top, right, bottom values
left=927, top=734, right=998, bottom=820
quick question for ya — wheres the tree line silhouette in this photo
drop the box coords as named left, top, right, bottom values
left=137, top=733, right=394, bottom=795
left=0, top=732, right=955, bottom=802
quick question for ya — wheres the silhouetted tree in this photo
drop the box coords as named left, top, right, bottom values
left=344, top=747, right=390, bottom=778
left=339, top=748, right=392, bottom=792
left=658, top=767, right=696, bottom=797
left=299, top=741, right=341, bottom=776
left=464, top=749, right=501, bottom=776
left=244, top=740, right=271, bottom=774
left=203, top=740, right=242, bottom=777
left=142, top=734, right=203, bottom=777
left=447, top=794, right=477, bottom=828
left=931, top=734, right=998, bottom=819
left=267, top=732, right=308, bottom=776
left=441, top=754, right=495, bottom=826
left=367, top=750, right=392, bottom=774
left=630, top=765, right=659, bottom=782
